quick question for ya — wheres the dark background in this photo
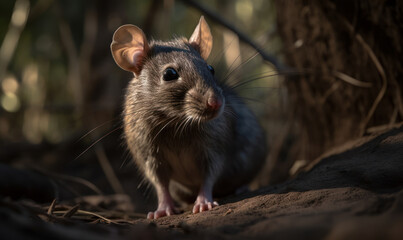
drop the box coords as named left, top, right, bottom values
left=0, top=0, right=402, bottom=214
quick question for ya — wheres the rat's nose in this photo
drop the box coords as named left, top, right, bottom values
left=207, top=95, right=222, bottom=111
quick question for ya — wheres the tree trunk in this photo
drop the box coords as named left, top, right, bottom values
left=276, top=0, right=403, bottom=161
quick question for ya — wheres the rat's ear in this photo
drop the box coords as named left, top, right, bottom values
left=189, top=16, right=213, bottom=61
left=111, top=24, right=149, bottom=76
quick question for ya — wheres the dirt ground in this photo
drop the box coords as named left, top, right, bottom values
left=1, top=1, right=402, bottom=239
left=1, top=124, right=403, bottom=239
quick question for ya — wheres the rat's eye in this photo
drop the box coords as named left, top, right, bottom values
left=207, top=65, right=215, bottom=75
left=163, top=68, right=179, bottom=81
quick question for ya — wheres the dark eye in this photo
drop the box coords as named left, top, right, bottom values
left=163, top=68, right=179, bottom=81
left=207, top=65, right=215, bottom=75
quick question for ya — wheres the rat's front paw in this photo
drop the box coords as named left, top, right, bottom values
left=147, top=206, right=175, bottom=219
left=192, top=200, right=219, bottom=214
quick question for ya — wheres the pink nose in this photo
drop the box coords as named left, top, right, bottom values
left=207, top=96, right=222, bottom=111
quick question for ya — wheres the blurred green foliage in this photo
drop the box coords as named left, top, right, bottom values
left=0, top=0, right=281, bottom=147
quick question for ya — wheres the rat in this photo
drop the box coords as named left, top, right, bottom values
left=111, top=16, right=267, bottom=219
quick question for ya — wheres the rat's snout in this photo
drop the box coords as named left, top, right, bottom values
left=205, top=89, right=224, bottom=119
left=185, top=87, right=224, bottom=121
left=207, top=94, right=223, bottom=111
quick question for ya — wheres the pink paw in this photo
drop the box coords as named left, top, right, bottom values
left=192, top=200, right=219, bottom=214
left=147, top=206, right=175, bottom=219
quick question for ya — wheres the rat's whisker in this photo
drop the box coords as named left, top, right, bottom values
left=75, top=127, right=121, bottom=161
left=151, top=117, right=178, bottom=144
left=76, top=118, right=120, bottom=143
left=222, top=51, right=260, bottom=84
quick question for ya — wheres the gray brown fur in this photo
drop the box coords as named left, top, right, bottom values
left=123, top=38, right=267, bottom=203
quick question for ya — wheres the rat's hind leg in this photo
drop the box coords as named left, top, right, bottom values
left=192, top=182, right=219, bottom=214
left=144, top=161, right=177, bottom=219
left=147, top=182, right=176, bottom=219
left=192, top=155, right=225, bottom=213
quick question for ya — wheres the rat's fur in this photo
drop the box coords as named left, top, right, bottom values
left=123, top=38, right=266, bottom=203
left=112, top=17, right=267, bottom=218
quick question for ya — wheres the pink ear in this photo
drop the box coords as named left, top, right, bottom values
left=189, top=16, right=213, bottom=61
left=111, top=25, right=149, bottom=76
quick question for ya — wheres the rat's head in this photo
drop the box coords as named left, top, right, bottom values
left=111, top=16, right=224, bottom=123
